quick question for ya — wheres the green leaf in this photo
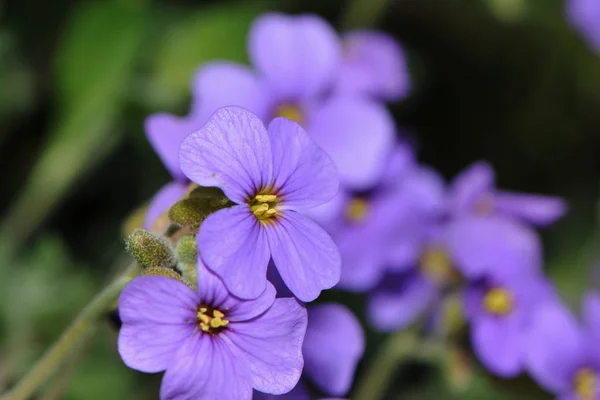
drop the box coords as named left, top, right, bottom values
left=2, top=0, right=148, bottom=244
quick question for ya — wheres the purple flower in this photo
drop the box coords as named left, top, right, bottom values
left=179, top=107, right=341, bottom=301
left=464, top=273, right=556, bottom=377
left=314, top=144, right=445, bottom=293
left=526, top=291, right=600, bottom=399
left=449, top=161, right=566, bottom=226
left=185, top=13, right=395, bottom=190
left=254, top=303, right=363, bottom=399
left=118, top=262, right=307, bottom=400
left=567, top=0, right=600, bottom=53
left=335, top=30, right=410, bottom=101
left=368, top=215, right=544, bottom=332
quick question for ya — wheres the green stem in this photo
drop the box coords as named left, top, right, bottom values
left=0, top=263, right=138, bottom=400
left=353, top=330, right=418, bottom=400
left=339, top=0, right=395, bottom=30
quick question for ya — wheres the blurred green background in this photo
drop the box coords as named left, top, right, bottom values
left=1, top=0, right=599, bottom=398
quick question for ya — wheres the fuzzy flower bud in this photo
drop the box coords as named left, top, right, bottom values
left=125, top=228, right=176, bottom=270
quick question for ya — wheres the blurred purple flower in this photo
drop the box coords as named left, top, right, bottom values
left=367, top=215, right=544, bottom=332
left=567, top=0, right=600, bottom=53
left=335, top=30, right=411, bottom=101
left=464, top=273, right=556, bottom=377
left=186, top=13, right=395, bottom=189
left=118, top=262, right=307, bottom=400
left=179, top=107, right=341, bottom=301
left=449, top=161, right=566, bottom=226
left=254, top=303, right=364, bottom=399
left=526, top=291, right=600, bottom=399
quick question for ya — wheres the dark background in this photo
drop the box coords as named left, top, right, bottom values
left=1, top=0, right=599, bottom=398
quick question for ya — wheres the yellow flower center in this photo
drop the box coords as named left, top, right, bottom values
left=574, top=368, right=597, bottom=400
left=420, top=247, right=457, bottom=285
left=345, top=198, right=369, bottom=222
left=197, top=306, right=229, bottom=334
left=274, top=103, right=304, bottom=125
left=483, top=288, right=514, bottom=315
left=249, top=194, right=278, bottom=221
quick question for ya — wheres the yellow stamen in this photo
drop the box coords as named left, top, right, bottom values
left=197, top=306, right=229, bottom=334
left=275, top=104, right=303, bottom=125
left=345, top=198, right=368, bottom=222
left=483, top=288, right=514, bottom=315
left=420, top=247, right=458, bottom=285
left=249, top=193, right=279, bottom=221
left=574, top=368, right=597, bottom=400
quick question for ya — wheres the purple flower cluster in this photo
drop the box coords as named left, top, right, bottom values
left=117, top=9, right=578, bottom=400
left=119, top=11, right=405, bottom=400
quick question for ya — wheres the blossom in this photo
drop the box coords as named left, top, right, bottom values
left=567, top=0, right=600, bottom=53
left=254, top=303, right=364, bottom=399
left=368, top=214, right=544, bottom=331
left=526, top=291, right=600, bottom=399
left=179, top=106, right=341, bottom=301
left=463, top=273, right=556, bottom=377
left=172, top=13, right=394, bottom=190
left=335, top=30, right=410, bottom=101
left=118, top=261, right=307, bottom=400
left=449, top=161, right=566, bottom=226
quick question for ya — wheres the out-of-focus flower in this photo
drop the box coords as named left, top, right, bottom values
left=526, top=292, right=600, bottom=399
left=367, top=214, right=544, bottom=332
left=463, top=273, right=556, bottom=377
left=118, top=262, right=307, bottom=400
left=254, top=303, right=364, bottom=399
left=179, top=107, right=340, bottom=301
left=335, top=30, right=410, bottom=101
left=567, top=0, right=600, bottom=53
left=449, top=161, right=566, bottom=226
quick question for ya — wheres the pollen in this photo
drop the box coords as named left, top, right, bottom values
left=345, top=198, right=369, bottom=222
left=249, top=193, right=279, bottom=221
left=197, top=305, right=229, bottom=334
left=574, top=368, right=597, bottom=400
left=275, top=104, right=303, bottom=125
left=483, top=287, right=514, bottom=315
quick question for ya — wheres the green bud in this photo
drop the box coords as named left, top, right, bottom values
left=143, top=267, right=195, bottom=290
left=178, top=262, right=197, bottom=289
left=125, top=229, right=176, bottom=269
left=176, top=235, right=198, bottom=264
left=168, top=194, right=233, bottom=233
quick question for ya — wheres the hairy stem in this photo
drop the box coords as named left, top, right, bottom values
left=0, top=263, right=138, bottom=400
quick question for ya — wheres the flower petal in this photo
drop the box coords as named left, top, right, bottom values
left=303, top=303, right=365, bottom=396
left=248, top=13, right=340, bottom=100
left=446, top=215, right=542, bottom=279
left=583, top=290, right=600, bottom=338
left=336, top=30, right=410, bottom=101
left=309, top=96, right=395, bottom=189
left=493, top=191, right=567, bottom=226
left=143, top=181, right=188, bottom=231
left=253, top=381, right=311, bottom=400
left=471, top=315, right=523, bottom=377
left=145, top=113, right=203, bottom=181
left=268, top=117, right=339, bottom=209
left=525, top=301, right=584, bottom=393
left=267, top=211, right=341, bottom=301
left=190, top=62, right=273, bottom=123
left=567, top=0, right=600, bottom=53
left=118, top=276, right=197, bottom=373
left=197, top=205, right=270, bottom=299
left=367, top=272, right=438, bottom=331
left=179, top=106, right=272, bottom=203
left=449, top=161, right=494, bottom=214
left=160, top=335, right=253, bottom=400
left=228, top=298, right=307, bottom=395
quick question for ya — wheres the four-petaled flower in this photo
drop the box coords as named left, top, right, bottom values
left=180, top=106, right=341, bottom=301
left=118, top=262, right=307, bottom=400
